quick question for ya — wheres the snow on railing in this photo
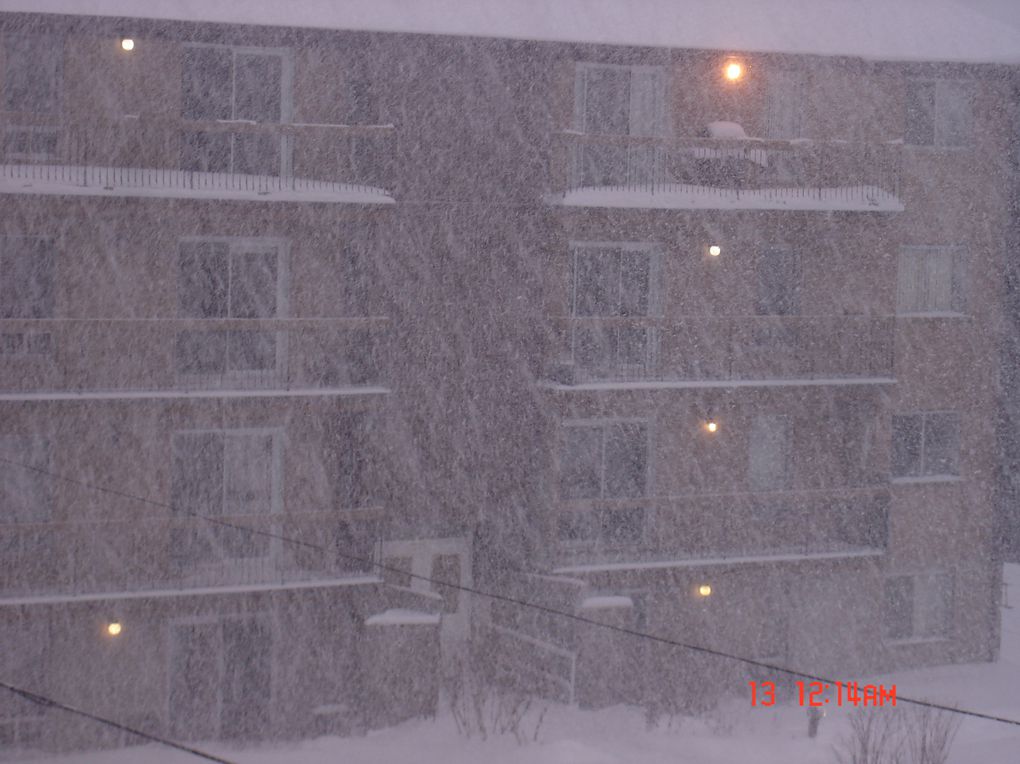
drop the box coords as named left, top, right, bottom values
left=0, top=121, right=395, bottom=203
left=549, top=133, right=903, bottom=211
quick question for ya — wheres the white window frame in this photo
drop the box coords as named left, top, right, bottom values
left=890, top=410, right=961, bottom=483
left=568, top=241, right=661, bottom=377
left=896, top=246, right=966, bottom=316
left=883, top=570, right=955, bottom=644
left=573, top=62, right=668, bottom=137
left=166, top=612, right=274, bottom=740
left=181, top=43, right=295, bottom=176
left=175, top=236, right=290, bottom=387
left=764, top=69, right=806, bottom=140
left=170, top=426, right=285, bottom=573
left=2, top=33, right=62, bottom=116
left=0, top=234, right=56, bottom=320
left=560, top=417, right=653, bottom=501
left=905, top=78, right=974, bottom=149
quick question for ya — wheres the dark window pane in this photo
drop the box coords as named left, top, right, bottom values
left=178, top=241, right=229, bottom=318
left=883, top=576, right=914, bottom=640
left=175, top=330, right=227, bottom=375
left=227, top=330, right=276, bottom=371
left=573, top=324, right=611, bottom=374
left=181, top=130, right=231, bottom=173
left=171, top=432, right=224, bottom=517
left=560, top=426, right=602, bottom=499
left=604, top=422, right=647, bottom=498
left=233, top=132, right=280, bottom=176
left=230, top=251, right=278, bottom=318
left=619, top=253, right=650, bottom=317
left=221, top=619, right=272, bottom=738
left=756, top=249, right=800, bottom=316
left=3, top=35, right=60, bottom=114
left=1, top=237, right=55, bottom=319
left=891, top=414, right=923, bottom=477
left=575, top=249, right=619, bottom=316
left=234, top=53, right=282, bottom=122
left=905, top=79, right=935, bottom=146
left=602, top=507, right=645, bottom=545
left=0, top=437, right=52, bottom=522
left=182, top=46, right=232, bottom=120
left=25, top=332, right=51, bottom=355
left=431, top=554, right=461, bottom=613
left=326, top=411, right=372, bottom=507
left=584, top=67, right=630, bottom=135
left=923, top=413, right=959, bottom=476
left=348, top=78, right=378, bottom=124
left=617, top=326, right=648, bottom=367
left=938, top=81, right=972, bottom=147
left=558, top=511, right=598, bottom=542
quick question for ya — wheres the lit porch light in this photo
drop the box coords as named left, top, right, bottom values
left=106, top=621, right=123, bottom=637
left=705, top=418, right=718, bottom=433
left=708, top=244, right=722, bottom=257
left=698, top=584, right=713, bottom=597
left=120, top=38, right=135, bottom=52
left=723, top=60, right=745, bottom=82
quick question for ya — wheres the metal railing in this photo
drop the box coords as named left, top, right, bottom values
left=0, top=512, right=384, bottom=600
left=550, top=315, right=895, bottom=384
left=554, top=133, right=902, bottom=209
left=0, top=119, right=395, bottom=200
left=553, top=490, right=889, bottom=569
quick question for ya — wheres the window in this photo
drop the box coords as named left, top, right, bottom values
left=170, top=430, right=280, bottom=565
left=765, top=70, right=806, bottom=139
left=905, top=79, right=972, bottom=147
left=896, top=246, right=965, bottom=315
left=574, top=63, right=666, bottom=137
left=3, top=126, right=59, bottom=161
left=0, top=332, right=52, bottom=356
left=891, top=412, right=960, bottom=479
left=560, top=421, right=649, bottom=500
left=883, top=572, right=953, bottom=640
left=381, top=556, right=412, bottom=588
left=431, top=554, right=462, bottom=613
left=570, top=243, right=658, bottom=377
left=176, top=239, right=285, bottom=383
left=0, top=436, right=52, bottom=523
left=0, top=619, right=49, bottom=746
left=748, top=415, right=791, bottom=490
left=0, top=237, right=55, bottom=319
left=3, top=35, right=61, bottom=114
left=557, top=507, right=646, bottom=546
left=181, top=44, right=292, bottom=175
left=169, top=617, right=271, bottom=740
left=323, top=411, right=374, bottom=508
left=756, top=249, right=800, bottom=316
left=573, top=63, right=666, bottom=186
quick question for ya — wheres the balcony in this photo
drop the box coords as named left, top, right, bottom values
left=0, top=119, right=395, bottom=204
left=546, top=315, right=895, bottom=387
left=546, top=133, right=903, bottom=212
left=551, top=490, right=889, bottom=574
left=0, top=512, right=384, bottom=602
left=0, top=318, right=390, bottom=399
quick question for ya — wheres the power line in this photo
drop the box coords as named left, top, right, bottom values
left=0, top=680, right=236, bottom=764
left=2, top=455, right=1019, bottom=729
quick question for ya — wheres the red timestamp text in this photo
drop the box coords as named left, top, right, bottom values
left=748, top=680, right=897, bottom=708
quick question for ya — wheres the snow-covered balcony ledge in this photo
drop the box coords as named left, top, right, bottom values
left=0, top=163, right=394, bottom=204
left=0, top=385, right=391, bottom=402
left=0, top=119, right=396, bottom=203
left=547, top=131, right=903, bottom=212
left=552, top=547, right=885, bottom=576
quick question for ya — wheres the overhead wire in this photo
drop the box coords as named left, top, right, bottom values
left=1, top=455, right=1019, bottom=729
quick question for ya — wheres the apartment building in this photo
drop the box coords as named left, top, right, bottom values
left=0, top=5, right=1013, bottom=752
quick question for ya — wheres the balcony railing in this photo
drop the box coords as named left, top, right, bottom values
left=552, top=490, right=889, bottom=571
left=0, top=512, right=384, bottom=600
left=548, top=133, right=903, bottom=212
left=547, top=315, right=895, bottom=385
left=0, top=318, right=389, bottom=396
left=0, top=119, right=395, bottom=203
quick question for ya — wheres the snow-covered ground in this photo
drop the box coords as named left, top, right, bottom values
left=13, top=564, right=1020, bottom=764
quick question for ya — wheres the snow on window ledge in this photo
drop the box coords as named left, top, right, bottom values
left=365, top=609, right=442, bottom=627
